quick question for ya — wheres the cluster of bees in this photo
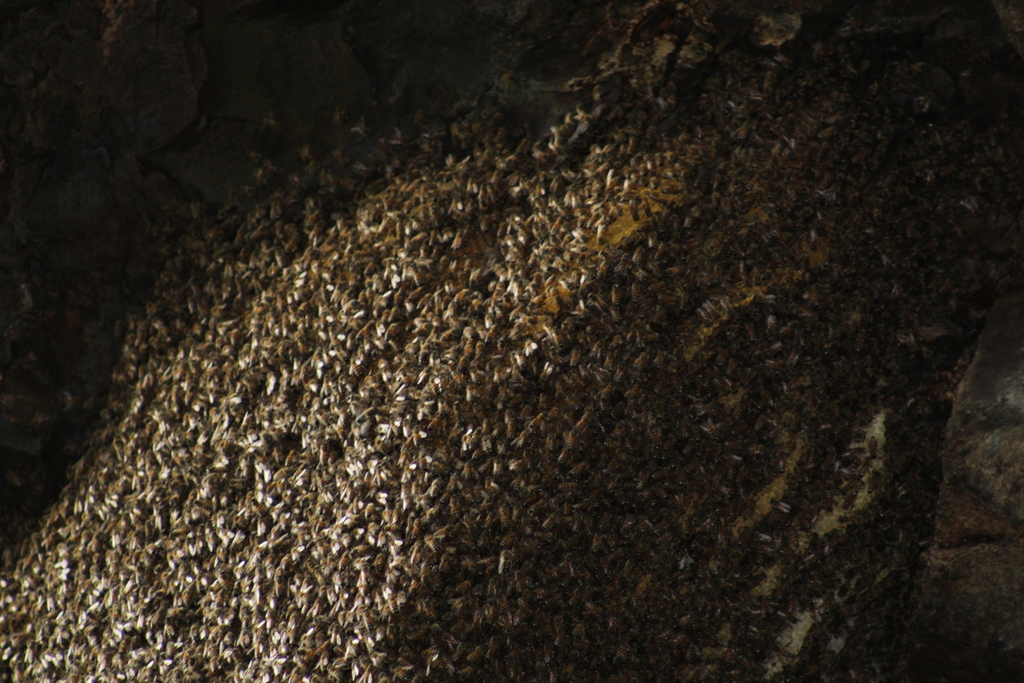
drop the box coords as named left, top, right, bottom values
left=1, top=20, right=1021, bottom=683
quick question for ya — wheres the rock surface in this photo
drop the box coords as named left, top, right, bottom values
left=0, top=0, right=203, bottom=541
left=913, top=291, right=1024, bottom=682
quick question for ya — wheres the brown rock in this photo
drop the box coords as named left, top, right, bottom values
left=991, top=0, right=1024, bottom=60
left=100, top=0, right=203, bottom=152
left=913, top=290, right=1024, bottom=682
left=0, top=0, right=202, bottom=549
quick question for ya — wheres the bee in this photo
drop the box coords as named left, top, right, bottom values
left=633, top=351, right=650, bottom=371
left=611, top=285, right=622, bottom=309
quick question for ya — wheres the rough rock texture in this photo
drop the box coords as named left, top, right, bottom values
left=912, top=291, right=1024, bottom=682
left=147, top=0, right=656, bottom=203
left=992, top=0, right=1024, bottom=61
left=0, top=0, right=204, bottom=544
left=3, top=3, right=1024, bottom=680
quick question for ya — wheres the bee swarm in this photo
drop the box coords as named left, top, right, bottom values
left=1, top=28, right=1021, bottom=683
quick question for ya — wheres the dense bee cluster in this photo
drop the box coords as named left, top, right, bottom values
left=1, top=31, right=1020, bottom=682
